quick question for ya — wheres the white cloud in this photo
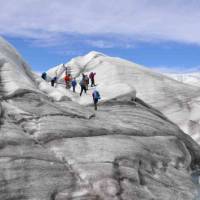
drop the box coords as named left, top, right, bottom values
left=0, top=0, right=200, bottom=45
left=85, top=40, right=115, bottom=48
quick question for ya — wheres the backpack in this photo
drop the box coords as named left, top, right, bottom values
left=53, top=76, right=57, bottom=81
left=85, top=76, right=89, bottom=84
left=79, top=80, right=83, bottom=86
left=72, top=80, right=77, bottom=87
left=93, top=90, right=101, bottom=99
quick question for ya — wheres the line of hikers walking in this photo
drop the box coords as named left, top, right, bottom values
left=41, top=69, right=100, bottom=110
left=79, top=72, right=96, bottom=96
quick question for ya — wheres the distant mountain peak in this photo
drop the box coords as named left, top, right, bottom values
left=86, top=51, right=105, bottom=57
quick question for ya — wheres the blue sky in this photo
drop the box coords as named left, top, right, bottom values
left=1, top=0, right=200, bottom=73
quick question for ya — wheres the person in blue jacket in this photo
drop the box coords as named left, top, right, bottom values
left=92, top=89, right=101, bottom=110
left=71, top=78, right=77, bottom=93
left=51, top=76, right=57, bottom=87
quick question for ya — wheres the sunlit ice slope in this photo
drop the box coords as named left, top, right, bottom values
left=48, top=51, right=200, bottom=143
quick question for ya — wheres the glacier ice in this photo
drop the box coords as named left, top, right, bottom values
left=0, top=37, right=199, bottom=200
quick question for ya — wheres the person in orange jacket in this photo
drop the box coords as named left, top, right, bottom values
left=64, top=74, right=72, bottom=89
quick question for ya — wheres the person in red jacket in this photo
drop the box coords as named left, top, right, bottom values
left=64, top=74, right=72, bottom=89
left=89, top=72, right=96, bottom=87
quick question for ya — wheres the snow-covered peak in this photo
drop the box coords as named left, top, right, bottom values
left=84, top=51, right=105, bottom=60
left=47, top=51, right=137, bottom=105
left=67, top=51, right=105, bottom=70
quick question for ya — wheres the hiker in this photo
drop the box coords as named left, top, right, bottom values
left=92, top=89, right=101, bottom=110
left=89, top=72, right=96, bottom=87
left=80, top=78, right=87, bottom=96
left=41, top=72, right=47, bottom=80
left=81, top=73, right=89, bottom=90
left=64, top=64, right=68, bottom=76
left=82, top=73, right=85, bottom=79
left=71, top=78, right=77, bottom=93
left=85, top=75, right=89, bottom=90
left=51, top=76, right=57, bottom=87
left=64, top=74, right=72, bottom=89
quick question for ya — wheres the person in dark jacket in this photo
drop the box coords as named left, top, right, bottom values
left=71, top=78, right=77, bottom=93
left=89, top=72, right=96, bottom=87
left=51, top=76, right=57, bottom=87
left=92, top=89, right=101, bottom=110
left=80, top=79, right=87, bottom=96
left=41, top=72, right=47, bottom=80
left=85, top=75, right=89, bottom=90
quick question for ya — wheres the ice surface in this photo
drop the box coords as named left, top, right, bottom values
left=47, top=51, right=136, bottom=105
left=48, top=51, right=200, bottom=144
left=0, top=37, right=200, bottom=200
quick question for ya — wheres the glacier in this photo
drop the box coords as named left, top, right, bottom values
left=47, top=51, right=200, bottom=144
left=0, top=37, right=200, bottom=200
